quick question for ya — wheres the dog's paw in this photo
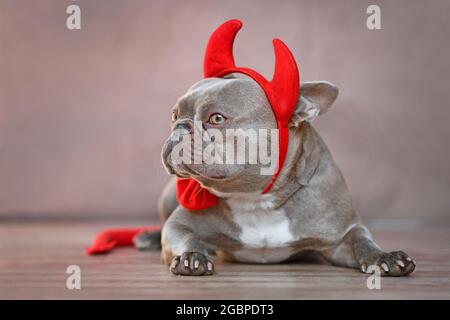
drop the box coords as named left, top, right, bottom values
left=170, top=252, right=214, bottom=276
left=133, top=230, right=161, bottom=250
left=360, top=251, right=416, bottom=277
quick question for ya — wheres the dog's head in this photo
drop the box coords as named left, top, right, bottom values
left=162, top=77, right=338, bottom=194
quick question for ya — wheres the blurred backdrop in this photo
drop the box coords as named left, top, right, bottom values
left=1, top=0, right=449, bottom=220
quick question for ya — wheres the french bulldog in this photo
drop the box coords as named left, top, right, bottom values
left=135, top=77, right=416, bottom=277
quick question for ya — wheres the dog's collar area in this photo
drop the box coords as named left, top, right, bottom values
left=176, top=19, right=300, bottom=211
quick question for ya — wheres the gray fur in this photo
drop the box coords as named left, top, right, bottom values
left=144, top=78, right=416, bottom=277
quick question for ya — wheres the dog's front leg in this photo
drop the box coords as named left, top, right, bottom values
left=323, top=224, right=416, bottom=276
left=161, top=218, right=215, bottom=276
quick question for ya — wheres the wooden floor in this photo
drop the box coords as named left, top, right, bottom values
left=1, top=218, right=450, bottom=299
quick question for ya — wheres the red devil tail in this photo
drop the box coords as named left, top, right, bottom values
left=85, top=226, right=161, bottom=255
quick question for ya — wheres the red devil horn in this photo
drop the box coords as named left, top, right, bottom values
left=269, top=39, right=300, bottom=126
left=204, top=19, right=242, bottom=78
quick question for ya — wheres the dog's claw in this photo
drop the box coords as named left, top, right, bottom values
left=361, top=264, right=367, bottom=273
left=360, top=250, right=415, bottom=277
left=170, top=252, right=215, bottom=276
left=170, top=256, right=180, bottom=273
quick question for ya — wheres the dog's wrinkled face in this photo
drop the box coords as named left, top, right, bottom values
left=162, top=78, right=275, bottom=194
left=162, top=77, right=338, bottom=194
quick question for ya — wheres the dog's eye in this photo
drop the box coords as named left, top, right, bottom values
left=171, top=111, right=178, bottom=122
left=208, top=113, right=226, bottom=125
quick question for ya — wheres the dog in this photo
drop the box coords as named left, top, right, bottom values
left=135, top=21, right=416, bottom=277
left=135, top=78, right=416, bottom=277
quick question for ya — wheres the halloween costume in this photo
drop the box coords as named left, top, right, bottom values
left=86, top=19, right=300, bottom=255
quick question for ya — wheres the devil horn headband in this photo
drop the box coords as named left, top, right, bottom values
left=204, top=19, right=300, bottom=192
left=176, top=20, right=300, bottom=211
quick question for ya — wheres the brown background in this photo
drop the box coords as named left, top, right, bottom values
left=1, top=0, right=449, bottom=220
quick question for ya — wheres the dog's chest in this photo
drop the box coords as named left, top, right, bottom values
left=227, top=197, right=296, bottom=263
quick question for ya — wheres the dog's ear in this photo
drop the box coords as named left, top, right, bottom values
left=290, top=81, right=339, bottom=127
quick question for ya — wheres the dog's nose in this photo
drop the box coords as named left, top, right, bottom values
left=173, top=120, right=193, bottom=134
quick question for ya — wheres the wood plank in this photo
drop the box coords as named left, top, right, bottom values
left=1, top=219, right=449, bottom=299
